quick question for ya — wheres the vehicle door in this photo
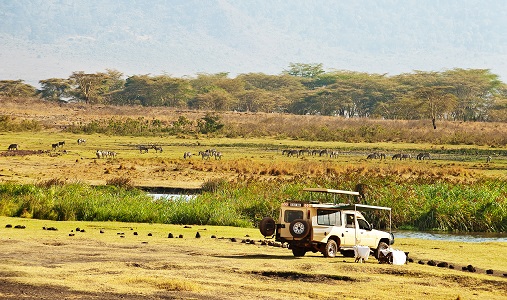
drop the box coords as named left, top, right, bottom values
left=341, top=212, right=357, bottom=246
left=356, top=218, right=375, bottom=247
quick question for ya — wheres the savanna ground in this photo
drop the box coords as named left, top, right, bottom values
left=1, top=99, right=507, bottom=299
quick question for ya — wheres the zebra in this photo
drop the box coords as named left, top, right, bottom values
left=311, top=149, right=320, bottom=156
left=139, top=146, right=149, bottom=153
left=77, top=138, right=86, bottom=145
left=152, top=145, right=163, bottom=153
left=7, top=144, right=18, bottom=151
left=199, top=150, right=211, bottom=160
left=401, top=154, right=412, bottom=160
left=319, top=149, right=329, bottom=157
left=367, top=153, right=378, bottom=159
left=416, top=152, right=431, bottom=160
left=213, top=151, right=223, bottom=160
left=486, top=155, right=492, bottom=163
left=329, top=150, right=339, bottom=158
left=286, top=150, right=299, bottom=157
left=183, top=152, right=193, bottom=159
left=96, top=150, right=103, bottom=159
left=392, top=153, right=402, bottom=160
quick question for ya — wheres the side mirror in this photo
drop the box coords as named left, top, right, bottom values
left=369, top=223, right=373, bottom=231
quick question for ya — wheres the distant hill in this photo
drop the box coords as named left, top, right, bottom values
left=1, top=0, right=507, bottom=86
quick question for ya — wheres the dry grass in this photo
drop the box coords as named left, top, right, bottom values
left=1, top=216, right=506, bottom=300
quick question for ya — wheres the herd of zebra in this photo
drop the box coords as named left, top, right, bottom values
left=368, top=152, right=431, bottom=160
left=281, top=149, right=339, bottom=158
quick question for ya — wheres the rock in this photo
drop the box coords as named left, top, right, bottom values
left=211, top=235, right=216, bottom=238
left=14, top=225, right=26, bottom=229
left=449, top=265, right=455, bottom=269
left=184, top=225, right=192, bottom=228
left=80, top=229, right=85, bottom=233
left=467, top=265, right=476, bottom=272
left=486, top=269, right=493, bottom=275
left=133, top=232, right=138, bottom=235
left=195, top=232, right=201, bottom=238
left=178, top=234, right=183, bottom=238
left=437, top=262, right=448, bottom=268
left=418, top=260, right=425, bottom=265
left=76, top=227, right=80, bottom=232
left=147, top=233, right=152, bottom=236
left=100, top=229, right=104, bottom=233
left=69, top=233, right=75, bottom=236
left=168, top=233, right=174, bottom=238
left=427, top=260, right=437, bottom=266
left=230, top=238, right=237, bottom=242
left=5, top=224, right=12, bottom=228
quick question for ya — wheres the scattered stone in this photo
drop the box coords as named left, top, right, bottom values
left=462, top=266, right=468, bottom=271
left=76, top=227, right=80, bottom=232
left=467, top=265, right=476, bottom=272
left=211, top=235, right=216, bottom=239
left=249, top=240, right=256, bottom=245
left=407, top=258, right=414, bottom=263
left=503, top=273, right=507, bottom=277
left=14, top=225, right=26, bottom=229
left=69, top=233, right=75, bottom=236
left=168, top=233, right=174, bottom=238
left=80, top=229, right=85, bottom=233
left=418, top=260, right=425, bottom=265
left=195, top=232, right=201, bottom=238
left=133, top=232, right=138, bottom=235
left=117, top=232, right=124, bottom=235
left=437, top=262, right=449, bottom=268
left=147, top=233, right=152, bottom=236
left=178, top=234, right=183, bottom=238
left=245, top=234, right=250, bottom=237
left=427, top=260, right=437, bottom=266
left=120, top=235, right=125, bottom=238
left=486, top=269, right=494, bottom=275
left=141, top=241, right=148, bottom=244
left=100, top=229, right=104, bottom=234
left=47, top=227, right=58, bottom=231
left=5, top=224, right=12, bottom=228
left=230, top=238, right=237, bottom=242
left=42, top=227, right=46, bottom=230
left=183, top=225, right=192, bottom=228
left=261, top=240, right=267, bottom=245
left=449, top=265, right=455, bottom=269
left=241, top=239, right=247, bottom=244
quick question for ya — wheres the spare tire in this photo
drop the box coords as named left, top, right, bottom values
left=259, top=217, right=276, bottom=236
left=289, top=219, right=310, bottom=239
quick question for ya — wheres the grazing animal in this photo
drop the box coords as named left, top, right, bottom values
left=416, top=152, right=431, bottom=160
left=213, top=151, right=223, bottom=160
left=96, top=150, right=103, bottom=159
left=286, top=150, right=299, bottom=157
left=329, top=150, right=339, bottom=158
left=152, top=145, right=163, bottom=153
left=51, top=143, right=59, bottom=150
left=367, top=153, right=378, bottom=159
left=198, top=150, right=211, bottom=160
left=392, top=153, right=402, bottom=160
left=58, top=141, right=65, bottom=147
left=486, top=155, right=492, bottom=163
left=139, top=146, right=149, bottom=153
left=377, top=153, right=386, bottom=160
left=319, top=149, right=329, bottom=157
left=183, top=152, right=193, bottom=159
left=401, top=154, right=412, bottom=160
left=7, top=144, right=18, bottom=151
left=77, top=138, right=86, bottom=145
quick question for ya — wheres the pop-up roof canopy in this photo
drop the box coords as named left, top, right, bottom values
left=303, top=188, right=360, bottom=196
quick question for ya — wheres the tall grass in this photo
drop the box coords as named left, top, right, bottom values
left=0, top=176, right=506, bottom=232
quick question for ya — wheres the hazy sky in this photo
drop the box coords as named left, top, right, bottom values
left=1, top=0, right=506, bottom=86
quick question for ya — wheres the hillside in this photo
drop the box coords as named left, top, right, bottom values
left=1, top=0, right=507, bottom=86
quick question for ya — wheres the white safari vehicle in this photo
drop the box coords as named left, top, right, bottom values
left=259, top=188, right=394, bottom=259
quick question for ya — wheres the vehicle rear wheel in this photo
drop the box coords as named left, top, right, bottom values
left=375, top=241, right=389, bottom=259
left=259, top=217, right=276, bottom=236
left=289, top=219, right=310, bottom=239
left=323, top=239, right=338, bottom=258
left=292, top=247, right=307, bottom=257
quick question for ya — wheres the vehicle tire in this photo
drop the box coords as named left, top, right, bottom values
left=292, top=247, right=307, bottom=257
left=259, top=217, right=276, bottom=236
left=375, top=241, right=389, bottom=260
left=323, top=239, right=338, bottom=258
left=289, top=219, right=310, bottom=239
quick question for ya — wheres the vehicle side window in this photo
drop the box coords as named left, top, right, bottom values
left=345, top=214, right=355, bottom=228
left=357, top=219, right=370, bottom=230
left=317, top=210, right=341, bottom=226
left=284, top=210, right=303, bottom=222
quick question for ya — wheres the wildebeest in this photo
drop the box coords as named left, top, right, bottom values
left=51, top=143, right=59, bottom=150
left=58, top=141, right=65, bottom=147
left=7, top=144, right=18, bottom=151
left=416, top=152, right=431, bottom=160
left=77, top=138, right=86, bottom=145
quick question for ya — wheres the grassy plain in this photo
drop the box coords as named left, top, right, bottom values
left=1, top=216, right=506, bottom=300
left=1, top=99, right=507, bottom=299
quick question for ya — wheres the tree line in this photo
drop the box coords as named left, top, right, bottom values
left=2, top=63, right=507, bottom=124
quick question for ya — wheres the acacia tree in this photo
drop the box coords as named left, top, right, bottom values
left=38, top=78, right=72, bottom=101
left=0, top=80, right=36, bottom=97
left=70, top=70, right=124, bottom=104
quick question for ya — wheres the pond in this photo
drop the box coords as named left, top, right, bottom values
left=395, top=230, right=507, bottom=243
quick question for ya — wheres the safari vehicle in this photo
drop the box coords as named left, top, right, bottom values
left=259, top=188, right=394, bottom=258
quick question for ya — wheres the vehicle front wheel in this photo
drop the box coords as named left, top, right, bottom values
left=292, top=247, right=307, bottom=257
left=323, top=239, right=338, bottom=258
